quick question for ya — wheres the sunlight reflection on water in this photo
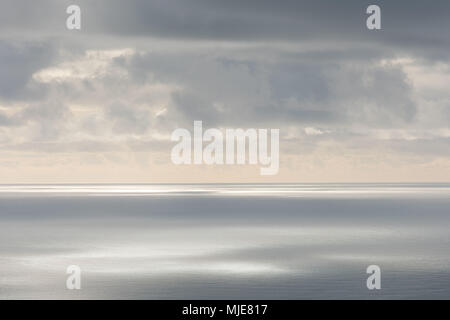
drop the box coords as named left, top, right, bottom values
left=0, top=184, right=449, bottom=299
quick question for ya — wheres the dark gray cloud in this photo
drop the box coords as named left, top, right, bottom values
left=2, top=1, right=449, bottom=60
left=0, top=0, right=448, bottom=166
left=113, top=49, right=417, bottom=128
left=0, top=41, right=54, bottom=100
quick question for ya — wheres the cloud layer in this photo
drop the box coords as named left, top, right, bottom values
left=0, top=1, right=449, bottom=182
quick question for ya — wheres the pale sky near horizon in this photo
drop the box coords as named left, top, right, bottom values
left=0, top=0, right=449, bottom=183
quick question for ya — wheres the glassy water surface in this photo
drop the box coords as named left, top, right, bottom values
left=0, top=183, right=449, bottom=299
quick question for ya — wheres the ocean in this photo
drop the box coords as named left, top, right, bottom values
left=0, top=183, right=449, bottom=299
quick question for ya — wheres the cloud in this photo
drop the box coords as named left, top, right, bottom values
left=2, top=1, right=449, bottom=60
left=0, top=111, right=16, bottom=127
left=105, top=102, right=151, bottom=134
left=0, top=1, right=449, bottom=181
left=114, top=47, right=418, bottom=129
left=0, top=41, right=54, bottom=100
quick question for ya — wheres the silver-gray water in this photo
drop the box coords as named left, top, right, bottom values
left=0, top=183, right=449, bottom=299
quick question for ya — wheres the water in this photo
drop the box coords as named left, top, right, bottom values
left=0, top=183, right=449, bottom=299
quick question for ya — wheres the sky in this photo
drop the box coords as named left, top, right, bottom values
left=0, top=0, right=449, bottom=183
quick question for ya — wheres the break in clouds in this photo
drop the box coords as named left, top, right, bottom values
left=0, top=0, right=449, bottom=182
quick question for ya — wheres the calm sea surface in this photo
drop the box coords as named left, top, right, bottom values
left=0, top=183, right=449, bottom=299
